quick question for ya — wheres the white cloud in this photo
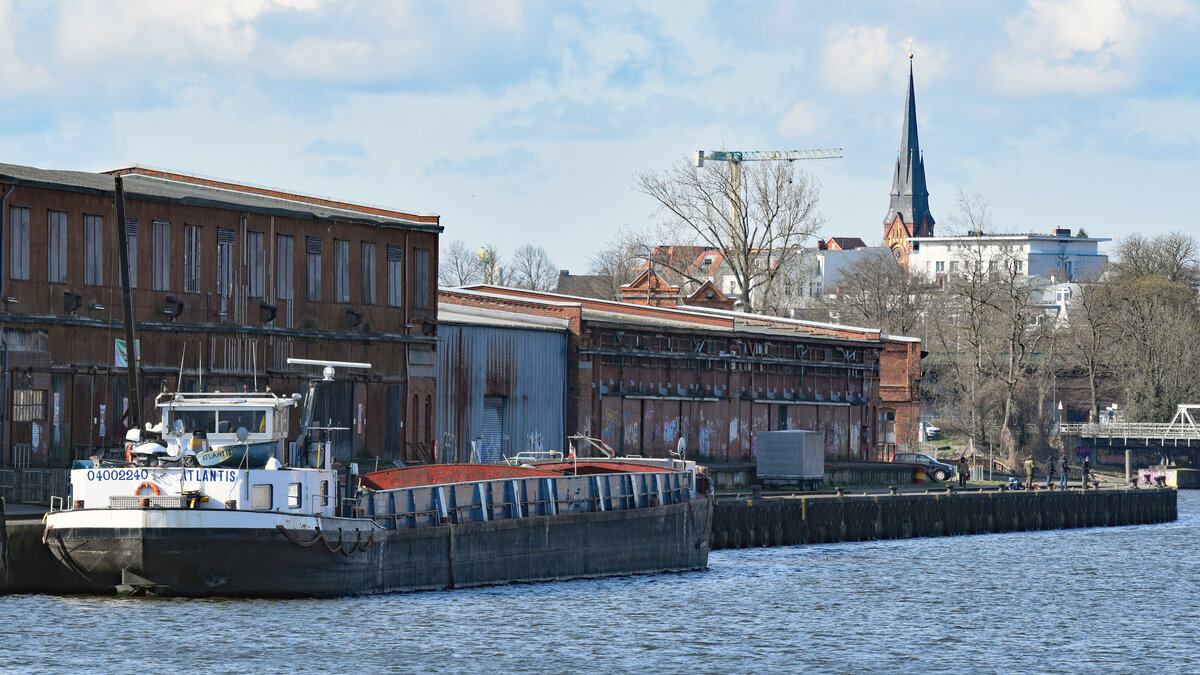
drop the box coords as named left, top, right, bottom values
left=0, top=0, right=49, bottom=93
left=777, top=100, right=821, bottom=137
left=1118, top=97, right=1200, bottom=150
left=991, top=0, right=1142, bottom=95
left=818, top=25, right=899, bottom=93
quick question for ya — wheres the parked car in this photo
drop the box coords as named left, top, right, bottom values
left=891, top=451, right=957, bottom=482
left=919, top=421, right=941, bottom=440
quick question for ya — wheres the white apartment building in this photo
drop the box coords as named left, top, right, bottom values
left=908, top=229, right=1109, bottom=284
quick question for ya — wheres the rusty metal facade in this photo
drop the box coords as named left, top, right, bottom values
left=578, top=322, right=881, bottom=463
left=439, top=288, right=898, bottom=465
left=0, top=163, right=441, bottom=468
left=435, top=322, right=566, bottom=462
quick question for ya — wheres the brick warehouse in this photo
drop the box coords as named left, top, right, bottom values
left=0, top=162, right=441, bottom=468
left=438, top=286, right=921, bottom=463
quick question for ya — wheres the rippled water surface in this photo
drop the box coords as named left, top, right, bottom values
left=4, top=492, right=1197, bottom=674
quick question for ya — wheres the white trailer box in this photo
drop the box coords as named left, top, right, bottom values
left=756, top=430, right=825, bottom=489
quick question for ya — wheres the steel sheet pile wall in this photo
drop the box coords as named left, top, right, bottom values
left=436, top=324, right=566, bottom=462
left=711, top=489, right=1178, bottom=549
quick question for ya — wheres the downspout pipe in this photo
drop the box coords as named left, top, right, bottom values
left=1, top=181, right=16, bottom=467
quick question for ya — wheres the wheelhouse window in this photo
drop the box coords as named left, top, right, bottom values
left=288, top=483, right=302, bottom=509
left=252, top=485, right=273, bottom=510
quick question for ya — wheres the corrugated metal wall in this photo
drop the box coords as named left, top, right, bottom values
left=436, top=324, right=566, bottom=462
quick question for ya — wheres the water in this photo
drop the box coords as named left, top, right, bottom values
left=4, top=493, right=1198, bottom=674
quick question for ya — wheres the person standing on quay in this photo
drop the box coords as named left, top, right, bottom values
left=1047, top=453, right=1056, bottom=488
left=1082, top=455, right=1092, bottom=490
left=958, top=456, right=969, bottom=487
left=1059, top=454, right=1069, bottom=490
left=1024, top=455, right=1035, bottom=491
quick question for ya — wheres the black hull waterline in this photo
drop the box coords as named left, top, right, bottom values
left=46, top=497, right=713, bottom=598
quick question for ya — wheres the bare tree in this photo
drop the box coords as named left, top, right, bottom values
left=438, top=239, right=483, bottom=287
left=1113, top=276, right=1200, bottom=421
left=586, top=234, right=642, bottom=300
left=1109, top=232, right=1200, bottom=286
left=634, top=157, right=824, bottom=312
left=1062, top=280, right=1122, bottom=422
left=509, top=245, right=558, bottom=291
left=477, top=243, right=508, bottom=286
left=821, top=249, right=939, bottom=335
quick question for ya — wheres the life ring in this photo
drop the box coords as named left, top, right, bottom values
left=135, top=481, right=161, bottom=497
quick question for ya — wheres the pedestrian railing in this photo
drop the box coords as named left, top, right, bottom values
left=0, top=468, right=71, bottom=505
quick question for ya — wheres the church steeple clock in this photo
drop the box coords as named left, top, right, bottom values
left=883, top=54, right=935, bottom=266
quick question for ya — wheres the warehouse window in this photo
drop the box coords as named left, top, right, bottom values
left=277, top=234, right=294, bottom=300
left=121, top=219, right=138, bottom=288
left=334, top=239, right=350, bottom=302
left=306, top=236, right=323, bottom=301
left=84, top=214, right=103, bottom=285
left=413, top=247, right=429, bottom=310
left=246, top=231, right=265, bottom=298
left=152, top=221, right=171, bottom=290
left=9, top=206, right=29, bottom=280
left=184, top=225, right=201, bottom=293
left=360, top=242, right=376, bottom=305
left=386, top=244, right=403, bottom=307
left=217, top=227, right=235, bottom=297
left=12, top=389, right=45, bottom=422
left=47, top=210, right=67, bottom=283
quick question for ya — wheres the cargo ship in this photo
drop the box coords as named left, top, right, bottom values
left=42, top=359, right=712, bottom=597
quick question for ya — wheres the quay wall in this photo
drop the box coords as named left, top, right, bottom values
left=711, top=489, right=1177, bottom=550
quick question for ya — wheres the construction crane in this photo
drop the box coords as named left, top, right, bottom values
left=692, top=147, right=843, bottom=229
left=693, top=148, right=843, bottom=167
left=693, top=148, right=843, bottom=196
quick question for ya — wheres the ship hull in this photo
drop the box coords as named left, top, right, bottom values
left=44, top=497, right=712, bottom=597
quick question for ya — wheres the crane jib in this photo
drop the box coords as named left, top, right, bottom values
left=703, top=149, right=844, bottom=162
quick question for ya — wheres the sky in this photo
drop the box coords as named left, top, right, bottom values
left=1, top=0, right=1197, bottom=273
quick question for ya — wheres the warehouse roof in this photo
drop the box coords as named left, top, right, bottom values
left=0, top=161, right=441, bottom=232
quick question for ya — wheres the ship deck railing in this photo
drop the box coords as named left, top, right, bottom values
left=357, top=470, right=693, bottom=529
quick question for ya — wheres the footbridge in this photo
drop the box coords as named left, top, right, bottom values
left=1058, top=404, right=1200, bottom=451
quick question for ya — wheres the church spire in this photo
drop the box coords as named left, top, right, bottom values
left=884, top=57, right=934, bottom=237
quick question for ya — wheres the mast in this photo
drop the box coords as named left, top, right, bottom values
left=115, top=175, right=142, bottom=432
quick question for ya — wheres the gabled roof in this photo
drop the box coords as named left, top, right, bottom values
left=0, top=161, right=441, bottom=232
left=620, top=268, right=680, bottom=293
left=826, top=237, right=867, bottom=251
